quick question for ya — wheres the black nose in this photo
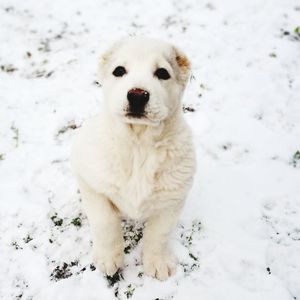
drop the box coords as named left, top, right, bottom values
left=127, top=88, right=150, bottom=115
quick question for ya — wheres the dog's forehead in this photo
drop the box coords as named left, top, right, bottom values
left=113, top=38, right=174, bottom=62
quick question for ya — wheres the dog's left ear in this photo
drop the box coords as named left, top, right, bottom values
left=173, top=47, right=191, bottom=86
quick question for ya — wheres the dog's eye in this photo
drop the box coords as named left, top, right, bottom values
left=113, top=66, right=127, bottom=77
left=154, top=68, right=171, bottom=80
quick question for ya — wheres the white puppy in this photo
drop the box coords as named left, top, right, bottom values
left=71, top=37, right=196, bottom=281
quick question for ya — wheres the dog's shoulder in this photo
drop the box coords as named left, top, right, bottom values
left=70, top=114, right=114, bottom=190
left=72, top=115, right=105, bottom=156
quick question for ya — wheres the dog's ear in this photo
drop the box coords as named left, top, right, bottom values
left=173, top=46, right=191, bottom=86
left=98, top=41, right=122, bottom=83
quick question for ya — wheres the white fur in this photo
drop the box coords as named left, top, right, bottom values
left=71, top=37, right=196, bottom=280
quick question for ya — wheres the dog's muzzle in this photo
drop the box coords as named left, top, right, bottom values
left=127, top=88, right=150, bottom=117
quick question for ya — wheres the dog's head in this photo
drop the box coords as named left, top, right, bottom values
left=99, top=37, right=191, bottom=126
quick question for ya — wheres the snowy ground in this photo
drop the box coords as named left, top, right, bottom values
left=1, top=0, right=300, bottom=299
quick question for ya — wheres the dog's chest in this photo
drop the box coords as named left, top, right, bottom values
left=110, top=141, right=166, bottom=218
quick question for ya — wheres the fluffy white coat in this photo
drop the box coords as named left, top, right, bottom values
left=71, top=37, right=196, bottom=280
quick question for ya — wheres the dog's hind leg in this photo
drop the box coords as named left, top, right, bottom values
left=78, top=177, right=124, bottom=276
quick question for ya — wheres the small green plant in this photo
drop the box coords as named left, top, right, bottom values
left=51, top=213, right=63, bottom=226
left=182, top=105, right=195, bottom=113
left=124, top=284, right=135, bottom=299
left=189, top=73, right=196, bottom=81
left=181, top=262, right=200, bottom=274
left=71, top=217, right=82, bottom=227
left=122, top=220, right=143, bottom=254
left=294, top=26, right=300, bottom=37
left=189, top=253, right=198, bottom=261
left=56, top=122, right=78, bottom=136
left=291, top=150, right=300, bottom=167
left=179, top=220, right=201, bottom=274
left=11, top=241, right=22, bottom=250
left=1, top=64, right=18, bottom=73
left=222, top=142, right=232, bottom=151
left=23, top=235, right=33, bottom=243
left=11, top=123, right=19, bottom=147
left=180, top=220, right=202, bottom=247
left=199, top=83, right=211, bottom=91
left=0, top=154, right=4, bottom=161
left=50, top=262, right=72, bottom=281
left=106, top=270, right=123, bottom=287
left=38, top=39, right=50, bottom=52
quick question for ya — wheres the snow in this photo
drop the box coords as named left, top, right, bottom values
left=0, top=0, right=300, bottom=299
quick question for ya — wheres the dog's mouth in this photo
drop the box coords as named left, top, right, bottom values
left=125, top=112, right=146, bottom=119
left=121, top=112, right=160, bottom=126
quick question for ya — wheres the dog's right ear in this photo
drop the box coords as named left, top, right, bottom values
left=98, top=41, right=122, bottom=83
left=98, top=47, right=114, bottom=84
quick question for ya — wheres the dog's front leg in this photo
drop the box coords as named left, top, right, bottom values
left=78, top=179, right=124, bottom=276
left=143, top=203, right=182, bottom=281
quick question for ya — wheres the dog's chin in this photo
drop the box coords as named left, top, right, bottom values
left=121, top=113, right=161, bottom=126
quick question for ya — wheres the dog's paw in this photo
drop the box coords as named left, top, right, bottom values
left=93, top=249, right=124, bottom=276
left=143, top=252, right=176, bottom=281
